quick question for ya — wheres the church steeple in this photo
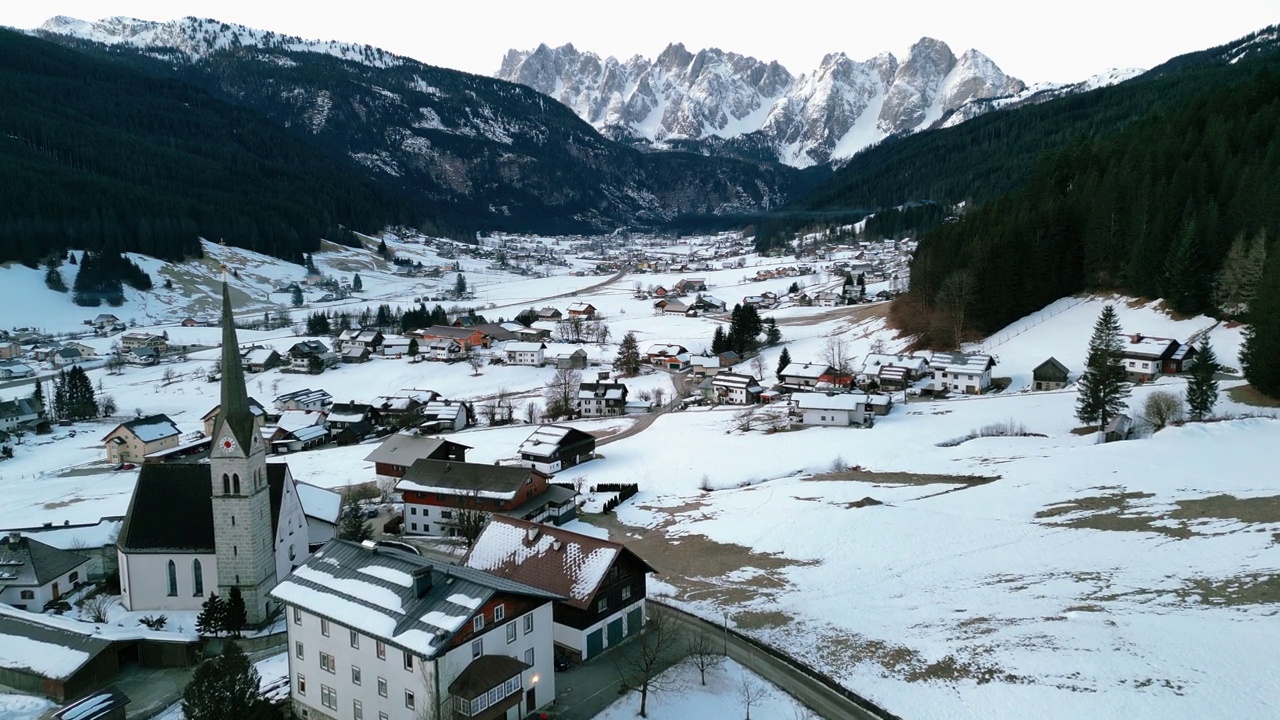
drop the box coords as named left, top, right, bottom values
left=217, top=280, right=255, bottom=451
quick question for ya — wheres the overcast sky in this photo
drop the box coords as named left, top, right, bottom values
left=3, top=1, right=1277, bottom=84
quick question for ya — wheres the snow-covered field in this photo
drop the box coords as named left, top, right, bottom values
left=2, top=231, right=1276, bottom=720
left=596, top=658, right=811, bottom=720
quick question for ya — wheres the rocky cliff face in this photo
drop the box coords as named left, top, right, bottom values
left=497, top=38, right=1027, bottom=167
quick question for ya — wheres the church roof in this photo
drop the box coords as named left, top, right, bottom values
left=117, top=463, right=289, bottom=553
left=217, top=281, right=256, bottom=450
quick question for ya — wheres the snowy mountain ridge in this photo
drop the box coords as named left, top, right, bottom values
left=38, top=15, right=403, bottom=68
left=497, top=39, right=1031, bottom=167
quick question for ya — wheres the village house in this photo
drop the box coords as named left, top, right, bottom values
left=857, top=353, right=928, bottom=390
left=512, top=325, right=552, bottom=343
left=419, top=400, right=472, bottom=433
left=0, top=360, right=36, bottom=380
left=413, top=325, right=490, bottom=351
left=274, top=388, right=333, bottom=413
left=689, top=294, right=727, bottom=314
left=201, top=397, right=268, bottom=437
left=504, top=341, right=546, bottom=366
left=341, top=345, right=372, bottom=364
left=550, top=348, right=588, bottom=370
left=287, top=340, right=338, bottom=373
left=645, top=343, right=687, bottom=365
left=674, top=277, right=707, bottom=294
left=929, top=352, right=997, bottom=395
left=566, top=302, right=596, bottom=318
left=0, top=531, right=90, bottom=611
left=90, top=313, right=120, bottom=330
left=536, top=307, right=563, bottom=322
left=463, top=517, right=656, bottom=663
left=266, top=410, right=329, bottom=454
left=0, top=397, right=45, bottom=434
left=292, top=482, right=344, bottom=552
left=51, top=347, right=89, bottom=368
left=814, top=291, right=843, bottom=307
left=423, top=337, right=464, bottom=361
left=120, top=333, right=167, bottom=353
left=794, top=392, right=870, bottom=427
left=778, top=362, right=835, bottom=391
left=381, top=336, right=413, bottom=357
left=242, top=346, right=281, bottom=373
left=470, top=323, right=518, bottom=344
left=577, top=382, right=628, bottom=417
left=396, top=460, right=576, bottom=537
left=102, top=414, right=181, bottom=464
left=326, top=402, right=378, bottom=438
left=518, top=426, right=597, bottom=475
left=271, top=539, right=560, bottom=720
left=1118, top=334, right=1196, bottom=382
left=335, top=328, right=384, bottom=353
left=375, top=390, right=440, bottom=428
left=126, top=346, right=159, bottom=367
left=1032, top=357, right=1071, bottom=391
left=364, top=433, right=471, bottom=480
left=710, top=373, right=763, bottom=405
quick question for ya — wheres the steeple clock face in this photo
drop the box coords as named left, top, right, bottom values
left=220, top=436, right=236, bottom=452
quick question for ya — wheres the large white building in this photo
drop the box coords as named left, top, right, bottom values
left=794, top=392, right=870, bottom=427
left=272, top=540, right=560, bottom=720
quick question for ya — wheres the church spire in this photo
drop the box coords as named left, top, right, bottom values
left=217, top=279, right=255, bottom=449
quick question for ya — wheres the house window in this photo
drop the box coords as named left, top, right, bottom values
left=494, top=604, right=505, bottom=622
left=70, top=571, right=79, bottom=584
left=410, top=507, right=417, bottom=515
left=319, top=652, right=335, bottom=673
left=320, top=618, right=330, bottom=637
left=353, top=699, right=363, bottom=720
left=376, top=641, right=386, bottom=660
left=379, top=713, right=388, bottom=720
left=404, top=691, right=415, bottom=710
left=377, top=677, right=387, bottom=698
left=192, top=559, right=203, bottom=597
left=293, top=607, right=302, bottom=625
left=523, top=614, right=533, bottom=635
left=295, top=642, right=304, bottom=660
left=524, top=647, right=535, bottom=666
left=351, top=665, right=361, bottom=685
left=597, top=597, right=608, bottom=612
left=20, top=590, right=34, bottom=600
left=506, top=623, right=517, bottom=644
left=350, top=630, right=360, bottom=649
left=166, top=559, right=178, bottom=596
left=320, top=685, right=336, bottom=710
left=403, top=651, right=413, bottom=671
left=411, top=522, right=417, bottom=531
left=622, top=585, right=632, bottom=600
left=471, top=639, right=482, bottom=658
left=473, top=615, right=484, bottom=632
left=296, top=674, right=306, bottom=695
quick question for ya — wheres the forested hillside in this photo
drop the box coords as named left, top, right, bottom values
left=0, top=29, right=424, bottom=266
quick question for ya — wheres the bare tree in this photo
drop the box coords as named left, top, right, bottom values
left=935, top=270, right=975, bottom=348
left=732, top=407, right=757, bottom=432
left=544, top=368, right=582, bottom=419
left=81, top=594, right=112, bottom=623
left=750, top=354, right=766, bottom=381
left=741, top=673, right=767, bottom=720
left=686, top=630, right=725, bottom=686
left=652, top=387, right=666, bottom=407
left=523, top=401, right=541, bottom=424
left=453, top=490, right=487, bottom=548
left=1141, top=390, right=1184, bottom=431
left=464, top=349, right=484, bottom=376
left=822, top=335, right=853, bottom=387
left=614, top=610, right=687, bottom=718
left=161, top=366, right=176, bottom=385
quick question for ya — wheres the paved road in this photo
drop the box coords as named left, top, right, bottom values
left=653, top=603, right=899, bottom=720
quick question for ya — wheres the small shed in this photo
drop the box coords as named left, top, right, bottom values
left=1032, top=357, right=1070, bottom=391
left=1103, top=414, right=1134, bottom=443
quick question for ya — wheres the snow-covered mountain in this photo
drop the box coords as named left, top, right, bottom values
left=497, top=39, right=1028, bottom=167
left=39, top=15, right=401, bottom=67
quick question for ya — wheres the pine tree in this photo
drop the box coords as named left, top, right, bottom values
left=224, top=586, right=247, bottom=637
left=1185, top=337, right=1220, bottom=421
left=181, top=642, right=262, bottom=720
left=352, top=273, right=363, bottom=291
left=1076, top=305, right=1131, bottom=429
left=454, top=273, right=468, bottom=299
left=710, top=325, right=728, bottom=355
left=613, top=332, right=642, bottom=376
left=290, top=286, right=304, bottom=308
left=44, top=262, right=67, bottom=292
left=1241, top=247, right=1280, bottom=398
left=765, top=318, right=781, bottom=346
left=338, top=503, right=374, bottom=543
left=195, top=593, right=226, bottom=637
left=30, top=378, right=44, bottom=410
left=407, top=338, right=419, bottom=357
left=776, top=347, right=792, bottom=378
left=376, top=238, right=389, bottom=259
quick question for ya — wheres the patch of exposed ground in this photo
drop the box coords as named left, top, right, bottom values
left=1176, top=573, right=1280, bottom=606
left=588, top=500, right=814, bottom=607
left=775, top=303, right=887, bottom=328
left=1228, top=384, right=1280, bottom=408
left=1039, top=489, right=1280, bottom=539
left=44, top=498, right=87, bottom=509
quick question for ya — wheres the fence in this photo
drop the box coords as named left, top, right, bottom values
left=970, top=296, right=1087, bottom=353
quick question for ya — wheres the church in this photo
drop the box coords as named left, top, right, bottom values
left=116, top=281, right=321, bottom=625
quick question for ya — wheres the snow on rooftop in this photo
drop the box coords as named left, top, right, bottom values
left=445, top=593, right=483, bottom=610
left=358, top=566, right=412, bottom=588
left=293, top=565, right=404, bottom=615
left=295, top=483, right=342, bottom=523
left=465, top=521, right=617, bottom=603
left=0, top=635, right=90, bottom=679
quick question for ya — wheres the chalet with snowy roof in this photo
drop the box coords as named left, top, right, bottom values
left=116, top=282, right=317, bottom=627
left=396, top=461, right=575, bottom=537
left=794, top=392, right=870, bottom=427
left=578, top=382, right=628, bottom=417
left=125, top=346, right=159, bottom=367
left=858, top=353, right=928, bottom=390
left=90, top=313, right=120, bottom=329
left=645, top=343, right=687, bottom=365
left=1118, top=334, right=1196, bottom=382
left=422, top=337, right=464, bottom=361
left=778, top=362, right=835, bottom=391
left=653, top=298, right=693, bottom=316
left=120, top=333, right=166, bottom=352
left=341, top=345, right=372, bottom=364
left=537, top=307, right=562, bottom=321
left=241, top=346, right=281, bottom=373
left=419, top=399, right=472, bottom=433
left=0, top=397, right=45, bottom=433
left=374, top=390, right=440, bottom=428
left=274, top=388, right=333, bottom=413
left=519, top=426, right=597, bottom=474
left=271, top=539, right=560, bottom=720
left=326, top=401, right=378, bottom=439
left=0, top=608, right=120, bottom=702
left=689, top=294, right=727, bottom=313
left=674, top=277, right=706, bottom=293
left=0, top=360, right=35, bottom=380
left=266, top=410, right=329, bottom=454
left=381, top=336, right=413, bottom=356
left=336, top=328, right=384, bottom=353
left=364, top=433, right=470, bottom=480
left=463, top=517, right=656, bottom=663
left=0, top=531, right=90, bottom=611
left=566, top=302, right=596, bottom=318
left=286, top=340, right=338, bottom=373
left=1032, top=357, right=1071, bottom=391
left=512, top=325, right=552, bottom=343
left=711, top=373, right=763, bottom=405
left=551, top=347, right=589, bottom=370
left=293, top=482, right=343, bottom=551
left=102, top=414, right=180, bottom=464
left=201, top=397, right=267, bottom=437
left=929, top=352, right=996, bottom=395
left=52, top=347, right=88, bottom=368
left=504, top=341, right=546, bottom=366
left=470, top=322, right=518, bottom=343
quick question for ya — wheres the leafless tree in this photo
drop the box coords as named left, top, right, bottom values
left=453, top=490, right=488, bottom=548
left=732, top=407, right=757, bottom=432
left=544, top=368, right=582, bottom=419
left=822, top=336, right=853, bottom=386
left=523, top=401, right=541, bottom=425
left=652, top=387, right=666, bottom=407
left=161, top=367, right=176, bottom=386
left=464, top=349, right=484, bottom=376
left=1142, top=390, right=1184, bottom=431
left=686, top=630, right=725, bottom=686
left=741, top=673, right=767, bottom=720
left=935, top=270, right=975, bottom=348
left=614, top=610, right=687, bottom=718
left=750, top=354, right=766, bottom=380
left=82, top=594, right=112, bottom=623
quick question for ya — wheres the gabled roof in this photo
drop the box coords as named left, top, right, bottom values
left=0, top=608, right=113, bottom=680
left=294, top=482, right=343, bottom=524
left=929, top=352, right=995, bottom=373
left=54, top=686, right=131, bottom=720
left=104, top=414, right=180, bottom=444
left=449, top=655, right=529, bottom=700
left=463, top=516, right=654, bottom=611
left=517, top=425, right=596, bottom=459
left=363, top=433, right=472, bottom=466
left=794, top=392, right=868, bottom=411
left=397, top=460, right=545, bottom=500
left=274, top=388, right=333, bottom=407
left=117, top=463, right=290, bottom=553
left=780, top=362, right=831, bottom=380
left=0, top=533, right=89, bottom=587
left=712, top=373, right=762, bottom=390
left=201, top=397, right=267, bottom=424
left=1033, top=357, right=1070, bottom=376
left=416, top=325, right=486, bottom=340
left=0, top=397, right=42, bottom=420
left=270, top=539, right=559, bottom=659
left=504, top=342, right=546, bottom=353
